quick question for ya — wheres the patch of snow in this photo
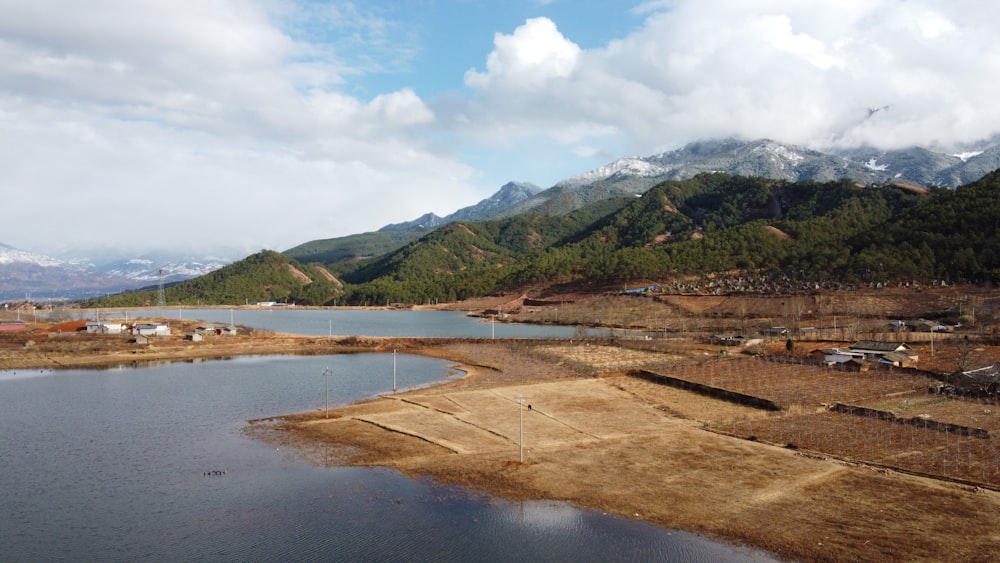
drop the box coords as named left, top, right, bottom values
left=555, top=157, right=670, bottom=189
left=0, top=246, right=64, bottom=267
left=865, top=158, right=888, bottom=171
left=753, top=141, right=804, bottom=164
left=952, top=151, right=983, bottom=162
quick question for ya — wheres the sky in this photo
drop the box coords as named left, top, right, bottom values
left=2, top=0, right=1000, bottom=259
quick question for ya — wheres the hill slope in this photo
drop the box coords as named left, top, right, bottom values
left=82, top=250, right=344, bottom=307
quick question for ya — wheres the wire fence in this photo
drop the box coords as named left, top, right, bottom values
left=644, top=355, right=1000, bottom=487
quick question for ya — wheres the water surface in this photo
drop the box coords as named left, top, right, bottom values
left=113, top=307, right=596, bottom=338
left=1, top=331, right=773, bottom=561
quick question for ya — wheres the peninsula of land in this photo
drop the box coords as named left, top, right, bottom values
left=248, top=337, right=1000, bottom=563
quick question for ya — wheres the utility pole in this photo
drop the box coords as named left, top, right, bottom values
left=157, top=268, right=166, bottom=310
left=324, top=367, right=331, bottom=418
left=518, top=394, right=524, bottom=463
left=392, top=348, right=397, bottom=393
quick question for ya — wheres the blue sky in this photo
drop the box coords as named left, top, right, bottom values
left=346, top=1, right=643, bottom=97
left=1, top=0, right=999, bottom=259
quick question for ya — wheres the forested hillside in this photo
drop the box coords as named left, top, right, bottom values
left=84, top=172, right=1000, bottom=308
left=82, top=250, right=343, bottom=307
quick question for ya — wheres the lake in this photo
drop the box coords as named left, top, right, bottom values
left=108, top=307, right=601, bottom=338
left=1, top=316, right=775, bottom=561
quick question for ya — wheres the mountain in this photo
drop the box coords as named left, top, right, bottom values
left=80, top=250, right=343, bottom=307
left=0, top=243, right=63, bottom=268
left=442, top=181, right=542, bottom=223
left=378, top=181, right=542, bottom=232
left=0, top=243, right=230, bottom=301
left=0, top=243, right=127, bottom=301
left=378, top=212, right=446, bottom=233
left=505, top=138, right=1000, bottom=223
left=638, top=138, right=1000, bottom=187
left=505, top=138, right=1000, bottom=218
left=93, top=254, right=232, bottom=285
left=284, top=138, right=1000, bottom=272
left=339, top=171, right=1000, bottom=305
left=284, top=181, right=541, bottom=265
left=13, top=137, right=1000, bottom=304
left=88, top=171, right=1000, bottom=308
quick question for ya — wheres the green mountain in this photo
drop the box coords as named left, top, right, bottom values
left=82, top=250, right=344, bottom=307
left=85, top=171, right=1000, bottom=308
left=342, top=171, right=1000, bottom=304
left=284, top=182, right=544, bottom=269
left=283, top=228, right=433, bottom=267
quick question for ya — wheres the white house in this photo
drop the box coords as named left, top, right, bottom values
left=86, top=321, right=125, bottom=334
left=133, top=323, right=171, bottom=337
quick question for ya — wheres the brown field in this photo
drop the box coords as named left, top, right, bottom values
left=250, top=336, right=1000, bottom=563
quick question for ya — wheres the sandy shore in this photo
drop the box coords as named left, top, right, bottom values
left=250, top=340, right=1000, bottom=563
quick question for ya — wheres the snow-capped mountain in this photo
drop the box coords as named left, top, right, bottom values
left=554, top=158, right=670, bottom=190
left=362, top=138, right=1000, bottom=249
left=95, top=255, right=231, bottom=284
left=379, top=181, right=542, bottom=232
left=506, top=138, right=1000, bottom=217
left=444, top=181, right=542, bottom=222
left=0, top=243, right=65, bottom=268
left=0, top=243, right=118, bottom=301
left=7, top=137, right=1000, bottom=302
left=0, top=243, right=230, bottom=301
left=378, top=212, right=446, bottom=233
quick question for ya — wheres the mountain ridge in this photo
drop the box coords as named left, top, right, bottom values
left=0, top=245, right=232, bottom=301
left=84, top=170, right=1000, bottom=308
left=6, top=137, right=1000, bottom=301
left=382, top=138, right=1000, bottom=231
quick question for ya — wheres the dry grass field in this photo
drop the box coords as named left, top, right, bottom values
left=254, top=339, right=1000, bottom=562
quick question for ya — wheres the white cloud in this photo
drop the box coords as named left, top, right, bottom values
left=3, top=0, right=1000, bottom=259
left=0, top=0, right=473, bottom=256
left=456, top=1, right=1000, bottom=157
left=465, top=17, right=581, bottom=91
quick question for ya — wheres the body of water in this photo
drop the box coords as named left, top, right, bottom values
left=2, top=315, right=775, bottom=561
left=121, top=307, right=596, bottom=338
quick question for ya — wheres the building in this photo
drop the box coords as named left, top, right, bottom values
left=810, top=347, right=865, bottom=365
left=132, top=323, right=171, bottom=337
left=195, top=325, right=238, bottom=336
left=880, top=351, right=919, bottom=368
left=849, top=341, right=918, bottom=363
left=86, top=321, right=125, bottom=334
